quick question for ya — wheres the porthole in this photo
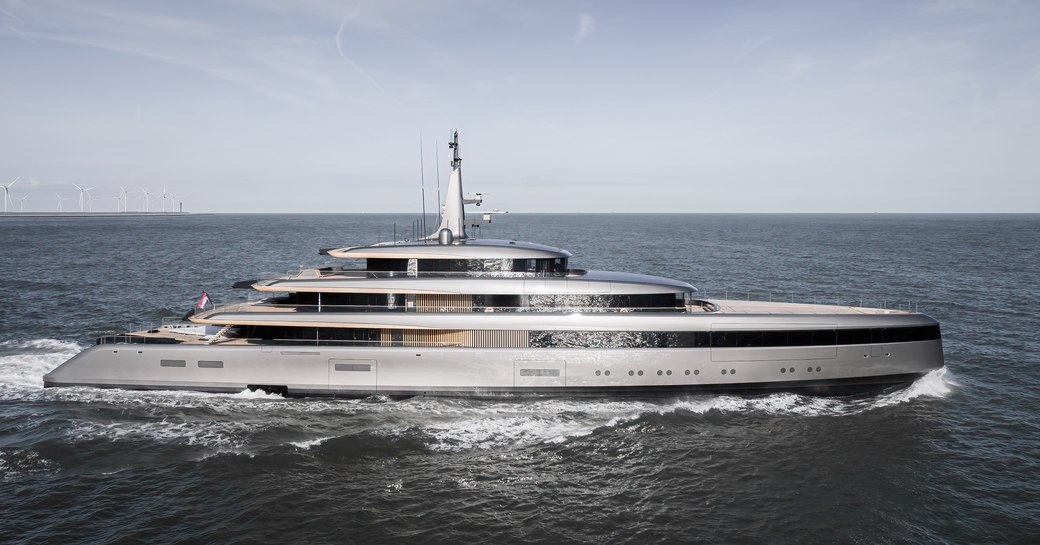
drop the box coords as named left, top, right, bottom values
left=781, top=368, right=787, bottom=373
left=596, top=370, right=602, bottom=376
left=815, top=366, right=821, bottom=372
left=730, top=369, right=736, bottom=375
left=637, top=370, right=644, bottom=376
left=629, top=370, right=634, bottom=376
left=605, top=370, right=611, bottom=376
left=884, top=353, right=890, bottom=357
left=684, top=370, right=691, bottom=376
left=657, top=370, right=663, bottom=376
left=694, top=370, right=700, bottom=375
left=789, top=367, right=795, bottom=373
left=721, top=369, right=727, bottom=375
left=666, top=370, right=672, bottom=376
left=807, top=367, right=813, bottom=373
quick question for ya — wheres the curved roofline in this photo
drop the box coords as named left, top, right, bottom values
left=325, top=238, right=572, bottom=260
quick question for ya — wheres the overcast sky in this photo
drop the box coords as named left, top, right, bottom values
left=1, top=0, right=1038, bottom=213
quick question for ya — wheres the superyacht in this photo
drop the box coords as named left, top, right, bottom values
left=44, top=133, right=944, bottom=397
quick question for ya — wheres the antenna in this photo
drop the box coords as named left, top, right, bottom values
left=449, top=129, right=461, bottom=170
left=435, top=141, right=442, bottom=220
left=419, top=134, right=427, bottom=237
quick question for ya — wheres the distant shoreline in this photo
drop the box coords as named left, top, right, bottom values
left=0, top=212, right=196, bottom=218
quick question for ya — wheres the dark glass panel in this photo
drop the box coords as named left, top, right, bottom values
left=736, top=331, right=763, bottom=347
left=710, top=331, right=736, bottom=348
left=812, top=329, right=836, bottom=346
left=762, top=331, right=788, bottom=347
left=367, top=258, right=407, bottom=272
left=787, top=330, right=813, bottom=347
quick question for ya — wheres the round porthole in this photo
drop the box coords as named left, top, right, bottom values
left=666, top=370, right=672, bottom=376
left=685, top=370, right=691, bottom=376
left=730, top=369, right=736, bottom=375
left=629, top=370, right=634, bottom=376
left=807, top=367, right=813, bottom=373
left=816, top=366, right=821, bottom=372
left=605, top=370, right=611, bottom=376
left=657, top=370, right=663, bottom=376
left=637, top=370, right=644, bottom=376
left=596, top=370, right=602, bottom=376
left=781, top=368, right=787, bottom=373
left=721, top=369, right=727, bottom=375
left=694, top=370, right=700, bottom=375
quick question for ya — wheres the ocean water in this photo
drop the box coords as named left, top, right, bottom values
left=1, top=213, right=1038, bottom=544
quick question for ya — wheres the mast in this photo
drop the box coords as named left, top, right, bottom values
left=430, top=130, right=467, bottom=241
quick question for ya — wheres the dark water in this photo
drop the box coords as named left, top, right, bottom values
left=1, top=213, right=1038, bottom=544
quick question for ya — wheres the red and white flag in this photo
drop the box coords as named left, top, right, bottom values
left=197, top=292, right=211, bottom=309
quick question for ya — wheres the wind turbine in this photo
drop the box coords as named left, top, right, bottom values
left=72, top=183, right=95, bottom=212
left=16, top=194, right=29, bottom=212
left=141, top=188, right=153, bottom=212
left=54, top=192, right=70, bottom=212
left=2, top=177, right=20, bottom=213
left=117, top=186, right=129, bottom=212
left=160, top=185, right=172, bottom=212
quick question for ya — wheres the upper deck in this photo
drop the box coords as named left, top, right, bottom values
left=322, top=238, right=572, bottom=260
left=252, top=268, right=695, bottom=295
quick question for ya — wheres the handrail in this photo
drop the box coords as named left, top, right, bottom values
left=196, top=302, right=687, bottom=315
left=269, top=268, right=570, bottom=281
left=702, top=288, right=933, bottom=313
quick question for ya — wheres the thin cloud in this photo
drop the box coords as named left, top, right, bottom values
left=575, top=13, right=594, bottom=40
left=335, top=13, right=395, bottom=100
left=0, top=6, right=33, bottom=42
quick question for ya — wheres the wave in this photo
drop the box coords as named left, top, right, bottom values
left=0, top=338, right=82, bottom=395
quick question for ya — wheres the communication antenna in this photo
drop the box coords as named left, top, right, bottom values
left=435, top=141, right=442, bottom=220
left=419, top=134, right=427, bottom=237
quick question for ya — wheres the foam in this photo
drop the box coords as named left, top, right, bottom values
left=289, top=437, right=332, bottom=450
left=65, top=419, right=265, bottom=449
left=0, top=338, right=82, bottom=396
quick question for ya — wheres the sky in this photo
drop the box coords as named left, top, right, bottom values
left=1, top=0, right=1038, bottom=213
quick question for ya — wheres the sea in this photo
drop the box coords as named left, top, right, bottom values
left=1, top=213, right=1037, bottom=544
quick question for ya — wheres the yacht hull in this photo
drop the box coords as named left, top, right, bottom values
left=43, top=338, right=944, bottom=398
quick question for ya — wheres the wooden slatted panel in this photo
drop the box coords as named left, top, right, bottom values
left=381, top=329, right=530, bottom=347
left=416, top=294, right=473, bottom=313
left=471, top=329, right=530, bottom=348
left=403, top=329, right=469, bottom=347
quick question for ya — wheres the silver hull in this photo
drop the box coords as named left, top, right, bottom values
left=43, top=338, right=944, bottom=398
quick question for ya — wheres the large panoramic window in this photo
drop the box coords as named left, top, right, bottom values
left=527, top=293, right=683, bottom=312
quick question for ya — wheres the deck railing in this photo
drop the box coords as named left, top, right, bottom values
left=194, top=302, right=689, bottom=316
